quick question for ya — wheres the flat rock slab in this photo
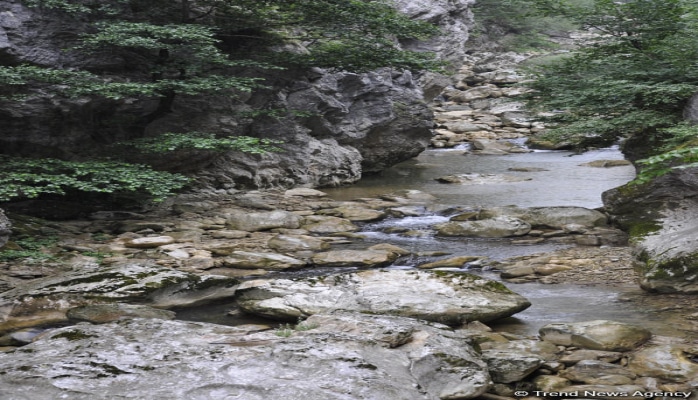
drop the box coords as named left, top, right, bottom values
left=0, top=313, right=491, bottom=400
left=477, top=206, right=608, bottom=229
left=311, top=249, right=399, bottom=268
left=235, top=269, right=531, bottom=324
left=0, top=262, right=238, bottom=333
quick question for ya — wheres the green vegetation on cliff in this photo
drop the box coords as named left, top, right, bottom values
left=523, top=0, right=698, bottom=180
left=0, top=0, right=440, bottom=204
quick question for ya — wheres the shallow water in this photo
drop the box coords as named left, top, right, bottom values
left=323, top=146, right=635, bottom=209
left=181, top=146, right=697, bottom=339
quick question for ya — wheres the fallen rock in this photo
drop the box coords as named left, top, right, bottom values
left=326, top=206, right=386, bottom=222
left=311, top=249, right=398, bottom=268
left=235, top=269, right=531, bottom=324
left=301, top=215, right=358, bottom=234
left=217, top=251, right=307, bottom=270
left=470, top=139, right=531, bottom=154
left=559, top=360, right=637, bottom=384
left=481, top=349, right=545, bottom=383
left=225, top=210, right=301, bottom=232
left=478, top=206, right=608, bottom=229
left=124, top=236, right=175, bottom=249
left=435, top=216, right=531, bottom=238
left=539, top=320, right=652, bottom=352
left=267, top=235, right=330, bottom=253
left=627, top=344, right=698, bottom=383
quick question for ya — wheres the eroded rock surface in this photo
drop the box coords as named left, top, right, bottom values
left=236, top=269, right=531, bottom=324
left=0, top=313, right=491, bottom=400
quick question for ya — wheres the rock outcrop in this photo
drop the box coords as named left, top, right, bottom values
left=603, top=169, right=698, bottom=293
left=0, top=314, right=491, bottom=400
left=0, top=0, right=474, bottom=193
left=235, top=269, right=531, bottom=324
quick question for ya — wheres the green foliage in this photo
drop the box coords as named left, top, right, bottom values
left=633, top=146, right=698, bottom=185
left=525, top=0, right=698, bottom=153
left=0, top=236, right=58, bottom=262
left=4, top=0, right=442, bottom=204
left=0, top=156, right=191, bottom=202
left=120, top=132, right=282, bottom=154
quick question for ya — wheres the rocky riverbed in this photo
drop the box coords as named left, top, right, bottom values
left=1, top=49, right=697, bottom=399
left=0, top=185, right=697, bottom=399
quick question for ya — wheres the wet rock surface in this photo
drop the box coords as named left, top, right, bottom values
left=235, top=269, right=531, bottom=324
left=0, top=314, right=490, bottom=400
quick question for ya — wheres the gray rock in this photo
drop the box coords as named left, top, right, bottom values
left=557, top=385, right=647, bottom=399
left=326, top=206, right=386, bottom=222
left=559, top=360, right=637, bottom=384
left=267, top=234, right=330, bottom=252
left=217, top=251, right=307, bottom=270
left=603, top=168, right=698, bottom=293
left=539, top=320, right=652, bottom=352
left=124, top=236, right=175, bottom=249
left=471, top=139, right=531, bottom=154
left=235, top=269, right=531, bottom=324
left=481, top=349, right=545, bottom=383
left=0, top=208, right=11, bottom=248
left=479, top=206, right=608, bottom=229
left=66, top=304, right=176, bottom=323
left=283, top=188, right=328, bottom=197
left=435, top=216, right=531, bottom=238
left=0, top=313, right=491, bottom=399
left=627, top=344, right=698, bottom=383
left=311, top=249, right=399, bottom=268
left=225, top=210, right=301, bottom=232
left=0, top=262, right=238, bottom=333
left=301, top=215, right=358, bottom=234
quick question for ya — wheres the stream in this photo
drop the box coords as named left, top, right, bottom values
left=180, top=146, right=697, bottom=339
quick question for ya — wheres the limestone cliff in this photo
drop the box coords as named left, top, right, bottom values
left=0, top=0, right=473, bottom=193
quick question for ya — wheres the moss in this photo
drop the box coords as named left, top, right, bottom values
left=627, top=221, right=662, bottom=241
left=89, top=362, right=131, bottom=376
left=51, top=330, right=98, bottom=341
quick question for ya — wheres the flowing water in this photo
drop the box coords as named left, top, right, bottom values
left=181, top=146, right=698, bottom=338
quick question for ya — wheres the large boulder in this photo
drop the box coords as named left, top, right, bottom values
left=311, top=249, right=399, bottom=268
left=435, top=216, right=531, bottom=238
left=216, top=251, right=307, bottom=270
left=539, top=320, right=652, bottom=352
left=225, top=210, right=302, bottom=232
left=627, top=344, right=698, bottom=383
left=477, top=206, right=608, bottom=229
left=603, top=168, right=698, bottom=293
left=235, top=269, right=531, bottom=324
left=0, top=261, right=238, bottom=333
left=0, top=313, right=491, bottom=399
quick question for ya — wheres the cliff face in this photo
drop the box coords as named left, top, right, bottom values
left=0, top=0, right=473, bottom=191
